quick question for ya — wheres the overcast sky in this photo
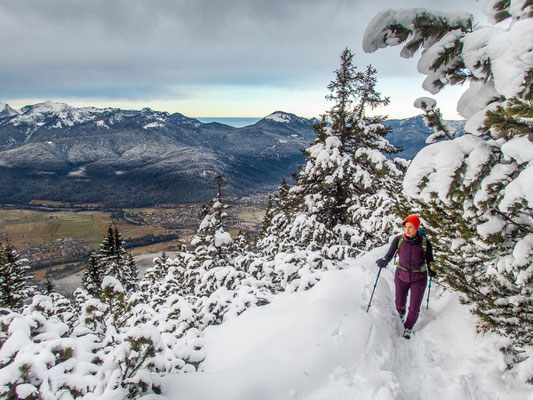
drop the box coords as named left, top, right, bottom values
left=1, top=0, right=485, bottom=118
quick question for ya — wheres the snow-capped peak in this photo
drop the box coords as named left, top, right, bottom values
left=9, top=101, right=116, bottom=130
left=264, top=111, right=296, bottom=123
left=15, top=101, right=91, bottom=126
left=0, top=102, right=19, bottom=118
left=262, top=112, right=315, bottom=129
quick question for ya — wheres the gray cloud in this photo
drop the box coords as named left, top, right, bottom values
left=1, top=0, right=483, bottom=100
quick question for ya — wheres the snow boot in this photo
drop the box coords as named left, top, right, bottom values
left=402, top=328, right=412, bottom=339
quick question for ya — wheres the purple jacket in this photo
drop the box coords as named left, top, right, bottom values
left=382, top=234, right=434, bottom=283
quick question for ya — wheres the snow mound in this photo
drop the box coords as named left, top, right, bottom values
left=162, top=247, right=531, bottom=400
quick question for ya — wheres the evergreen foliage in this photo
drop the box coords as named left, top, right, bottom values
left=414, top=97, right=457, bottom=143
left=81, top=253, right=104, bottom=297
left=261, top=48, right=402, bottom=260
left=186, top=175, right=237, bottom=296
left=138, top=251, right=171, bottom=302
left=82, top=225, right=138, bottom=296
left=261, top=194, right=275, bottom=235
left=0, top=242, right=34, bottom=311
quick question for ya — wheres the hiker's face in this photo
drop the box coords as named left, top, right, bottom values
left=403, top=222, right=417, bottom=238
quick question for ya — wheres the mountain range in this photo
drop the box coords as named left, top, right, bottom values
left=0, top=101, right=464, bottom=206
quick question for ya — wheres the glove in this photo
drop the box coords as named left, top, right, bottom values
left=376, top=258, right=387, bottom=269
left=427, top=267, right=437, bottom=278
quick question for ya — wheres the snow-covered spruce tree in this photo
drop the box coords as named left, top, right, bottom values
left=252, top=50, right=404, bottom=294
left=261, top=48, right=403, bottom=258
left=186, top=175, right=245, bottom=297
left=133, top=255, right=207, bottom=370
left=137, top=251, right=195, bottom=311
left=261, top=194, right=275, bottom=235
left=146, top=251, right=170, bottom=283
left=81, top=253, right=105, bottom=297
left=232, top=230, right=253, bottom=260
left=86, top=225, right=139, bottom=295
left=364, top=1, right=533, bottom=379
left=137, top=251, right=171, bottom=303
left=254, top=180, right=330, bottom=292
left=177, top=176, right=271, bottom=326
left=340, top=63, right=404, bottom=253
left=124, top=252, right=139, bottom=290
left=257, top=177, right=300, bottom=256
left=0, top=242, right=34, bottom=311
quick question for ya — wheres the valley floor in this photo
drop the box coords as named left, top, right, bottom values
left=162, top=247, right=532, bottom=400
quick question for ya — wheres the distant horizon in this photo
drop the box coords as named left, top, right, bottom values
left=2, top=99, right=465, bottom=124
left=196, top=117, right=262, bottom=128
left=3, top=88, right=465, bottom=121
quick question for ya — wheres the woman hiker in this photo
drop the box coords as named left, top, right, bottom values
left=375, top=215, right=436, bottom=339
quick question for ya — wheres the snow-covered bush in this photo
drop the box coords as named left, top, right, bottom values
left=0, top=294, right=95, bottom=399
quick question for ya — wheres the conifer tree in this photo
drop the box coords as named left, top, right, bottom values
left=0, top=242, right=34, bottom=310
left=44, top=275, right=54, bottom=295
left=338, top=56, right=403, bottom=252
left=190, top=176, right=232, bottom=264
left=278, top=178, right=291, bottom=209
left=263, top=48, right=402, bottom=256
left=141, top=251, right=170, bottom=290
left=257, top=179, right=299, bottom=255
left=87, top=225, right=139, bottom=295
left=0, top=294, right=85, bottom=398
left=261, top=194, right=275, bottom=235
left=124, top=252, right=139, bottom=292
left=76, top=276, right=180, bottom=398
left=82, top=253, right=105, bottom=297
left=233, top=230, right=251, bottom=256
left=186, top=175, right=241, bottom=296
left=138, top=251, right=190, bottom=305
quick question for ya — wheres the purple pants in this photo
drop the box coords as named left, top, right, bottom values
left=394, top=270, right=427, bottom=329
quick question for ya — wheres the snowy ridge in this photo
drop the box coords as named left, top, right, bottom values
left=163, top=247, right=531, bottom=399
left=263, top=111, right=310, bottom=125
left=0, top=102, right=19, bottom=118
left=12, top=101, right=112, bottom=128
left=0, top=101, right=197, bottom=134
left=265, top=112, right=294, bottom=123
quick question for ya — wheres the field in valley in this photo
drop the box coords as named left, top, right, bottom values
left=0, top=195, right=268, bottom=283
left=0, top=208, right=170, bottom=249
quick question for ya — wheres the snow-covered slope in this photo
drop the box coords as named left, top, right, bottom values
left=162, top=246, right=531, bottom=400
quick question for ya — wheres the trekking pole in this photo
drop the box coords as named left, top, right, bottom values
left=426, top=277, right=432, bottom=310
left=366, top=268, right=382, bottom=313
